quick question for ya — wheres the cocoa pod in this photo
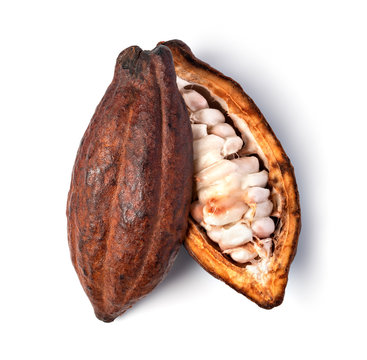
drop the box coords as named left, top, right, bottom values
left=160, top=40, right=301, bottom=308
left=66, top=45, right=193, bottom=322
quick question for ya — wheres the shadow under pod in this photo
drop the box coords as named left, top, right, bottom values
left=114, top=247, right=198, bottom=321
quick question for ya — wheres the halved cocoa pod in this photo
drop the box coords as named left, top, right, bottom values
left=160, top=39, right=301, bottom=308
left=66, top=45, right=193, bottom=322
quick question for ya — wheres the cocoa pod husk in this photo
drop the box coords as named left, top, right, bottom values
left=160, top=39, right=301, bottom=309
left=66, top=45, right=193, bottom=322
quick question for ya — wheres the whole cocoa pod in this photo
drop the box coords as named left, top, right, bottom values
left=67, top=45, right=193, bottom=322
left=160, top=40, right=301, bottom=309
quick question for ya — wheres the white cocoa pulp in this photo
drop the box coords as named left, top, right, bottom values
left=177, top=77, right=277, bottom=268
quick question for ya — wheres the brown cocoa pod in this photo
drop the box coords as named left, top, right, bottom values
left=160, top=40, right=301, bottom=308
left=66, top=45, right=193, bottom=322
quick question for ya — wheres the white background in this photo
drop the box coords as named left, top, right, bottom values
left=1, top=1, right=366, bottom=359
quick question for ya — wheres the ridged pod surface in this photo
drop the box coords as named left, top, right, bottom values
left=67, top=45, right=193, bottom=322
left=160, top=40, right=301, bottom=308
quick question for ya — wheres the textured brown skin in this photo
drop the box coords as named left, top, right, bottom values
left=66, top=45, right=193, bottom=322
left=160, top=40, right=301, bottom=309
